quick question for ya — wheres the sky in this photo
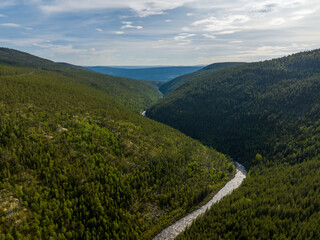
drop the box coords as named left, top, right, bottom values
left=0, top=0, right=320, bottom=66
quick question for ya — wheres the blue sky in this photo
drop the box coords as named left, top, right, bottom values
left=1, top=0, right=320, bottom=66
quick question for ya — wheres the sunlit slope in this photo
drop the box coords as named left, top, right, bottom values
left=0, top=48, right=162, bottom=112
left=0, top=49, right=234, bottom=239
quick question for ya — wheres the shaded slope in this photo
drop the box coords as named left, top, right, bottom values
left=88, top=66, right=203, bottom=82
left=149, top=50, right=320, bottom=166
left=159, top=62, right=245, bottom=95
left=142, top=80, right=164, bottom=88
left=0, top=50, right=234, bottom=239
left=148, top=49, right=320, bottom=239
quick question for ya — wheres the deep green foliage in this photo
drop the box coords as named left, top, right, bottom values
left=149, top=50, right=320, bottom=166
left=0, top=49, right=233, bottom=239
left=149, top=49, right=320, bottom=239
left=159, top=62, right=245, bottom=95
left=141, top=80, right=164, bottom=88
left=178, top=157, right=320, bottom=240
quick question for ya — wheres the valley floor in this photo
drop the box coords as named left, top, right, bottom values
left=153, top=162, right=247, bottom=240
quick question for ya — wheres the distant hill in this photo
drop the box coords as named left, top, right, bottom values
left=87, top=66, right=204, bottom=82
left=159, top=62, right=246, bottom=95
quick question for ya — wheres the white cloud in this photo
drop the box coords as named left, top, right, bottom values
left=178, top=40, right=192, bottom=46
left=194, top=42, right=318, bottom=64
left=1, top=23, right=21, bottom=27
left=290, top=9, right=316, bottom=20
left=0, top=37, right=44, bottom=46
left=189, top=0, right=312, bottom=11
left=121, top=21, right=143, bottom=29
left=0, top=0, right=16, bottom=8
left=230, top=40, right=243, bottom=43
left=237, top=45, right=299, bottom=58
left=270, top=18, right=286, bottom=26
left=174, top=33, right=195, bottom=41
left=186, top=0, right=319, bottom=38
left=0, top=23, right=32, bottom=30
left=217, top=30, right=237, bottom=35
left=24, top=0, right=42, bottom=4
left=181, top=27, right=190, bottom=32
left=4, top=0, right=320, bottom=65
left=0, top=13, right=6, bottom=17
left=34, top=43, right=83, bottom=54
left=202, top=34, right=215, bottom=39
left=173, top=33, right=195, bottom=45
left=40, top=0, right=195, bottom=17
left=192, top=15, right=250, bottom=32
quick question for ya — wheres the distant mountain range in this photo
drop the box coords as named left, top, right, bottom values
left=86, top=65, right=204, bottom=82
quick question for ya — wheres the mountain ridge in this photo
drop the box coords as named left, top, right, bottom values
left=159, top=62, right=246, bottom=95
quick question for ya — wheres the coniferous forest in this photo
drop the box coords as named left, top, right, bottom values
left=0, top=48, right=234, bottom=239
left=148, top=49, right=320, bottom=239
left=2, top=0, right=320, bottom=238
left=1, top=46, right=320, bottom=240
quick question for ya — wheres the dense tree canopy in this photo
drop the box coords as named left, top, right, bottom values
left=149, top=49, right=320, bottom=239
left=0, top=48, right=234, bottom=239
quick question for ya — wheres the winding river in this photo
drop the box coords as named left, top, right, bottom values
left=153, top=162, right=247, bottom=240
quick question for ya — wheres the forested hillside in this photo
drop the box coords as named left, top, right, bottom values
left=149, top=50, right=320, bottom=166
left=0, top=48, right=234, bottom=239
left=148, top=49, right=320, bottom=239
left=159, top=62, right=245, bottom=95
left=0, top=48, right=162, bottom=113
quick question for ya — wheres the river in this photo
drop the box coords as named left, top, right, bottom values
left=153, top=162, right=247, bottom=240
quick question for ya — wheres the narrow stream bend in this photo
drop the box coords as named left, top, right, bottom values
left=153, top=162, right=247, bottom=240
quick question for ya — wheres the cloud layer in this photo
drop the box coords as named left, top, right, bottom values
left=0, top=0, right=319, bottom=65
left=40, top=0, right=194, bottom=17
